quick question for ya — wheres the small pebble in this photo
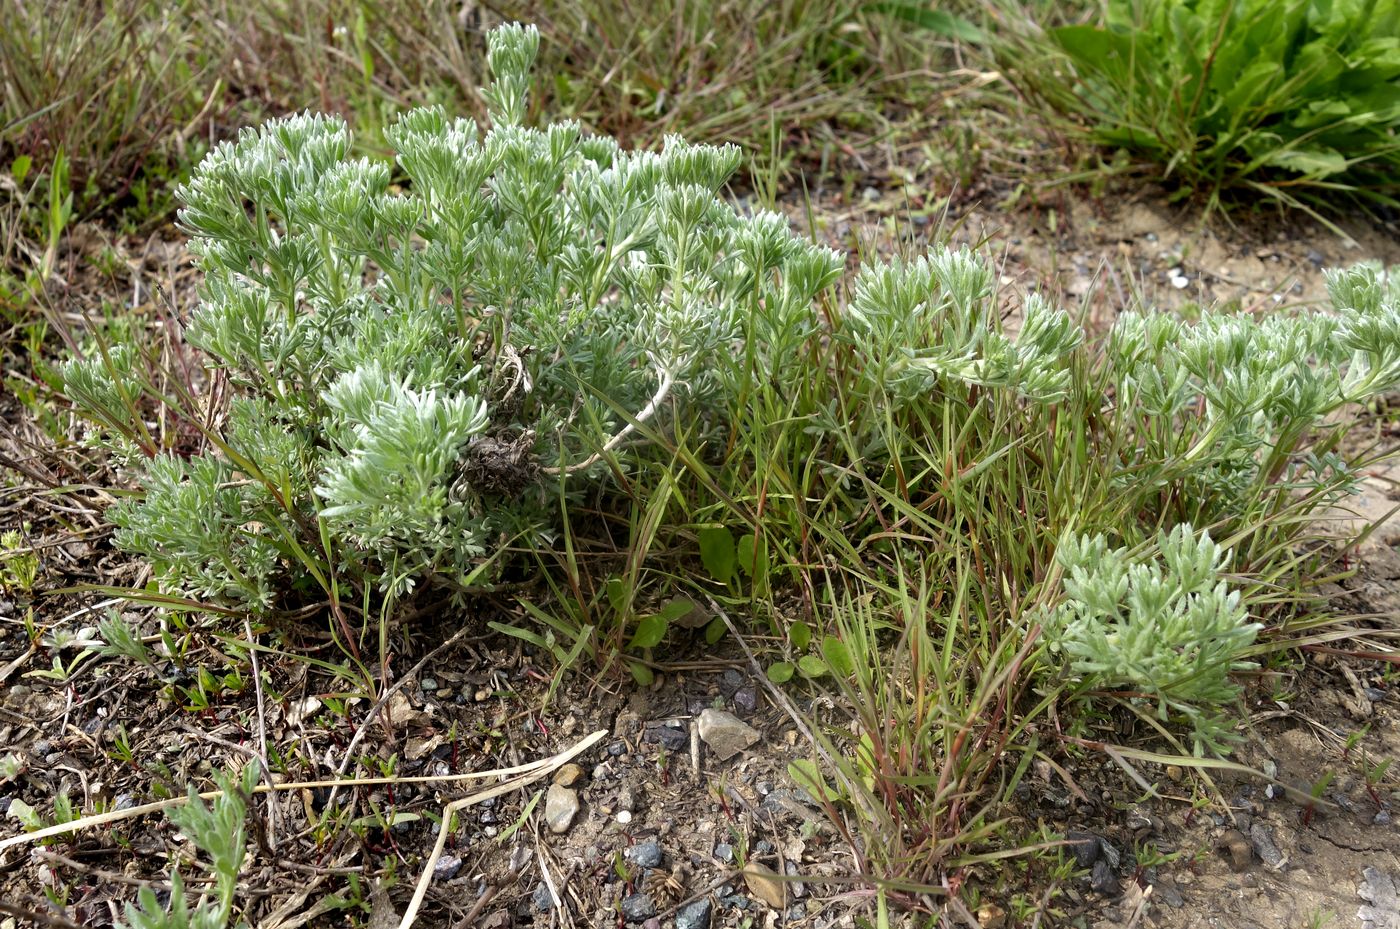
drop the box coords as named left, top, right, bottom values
left=432, top=854, right=462, bottom=881
left=1218, top=829, right=1253, bottom=871
left=620, top=893, right=656, bottom=922
left=1151, top=879, right=1184, bottom=908
left=675, top=898, right=713, bottom=929
left=553, top=763, right=585, bottom=787
left=1097, top=838, right=1121, bottom=870
left=976, top=902, right=1007, bottom=928
left=647, top=724, right=688, bottom=752
left=626, top=840, right=663, bottom=869
left=1091, top=859, right=1120, bottom=895
left=420, top=677, right=438, bottom=691
left=1065, top=831, right=1101, bottom=869
left=1375, top=809, right=1392, bottom=826
left=697, top=708, right=760, bottom=761
left=545, top=784, right=580, bottom=834
left=1365, top=687, right=1386, bottom=702
left=714, top=842, right=735, bottom=863
left=743, top=862, right=786, bottom=909
left=616, top=810, right=633, bottom=824
left=784, top=860, right=806, bottom=897
left=532, top=882, right=553, bottom=911
left=1249, top=823, right=1284, bottom=870
left=733, top=686, right=758, bottom=714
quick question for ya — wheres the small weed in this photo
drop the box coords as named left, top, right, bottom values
left=0, top=526, right=39, bottom=595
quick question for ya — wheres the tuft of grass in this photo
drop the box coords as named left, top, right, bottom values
left=990, top=0, right=1400, bottom=216
left=0, top=0, right=228, bottom=216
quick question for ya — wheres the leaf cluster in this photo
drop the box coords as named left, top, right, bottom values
left=1045, top=525, right=1260, bottom=754
left=1002, top=0, right=1400, bottom=208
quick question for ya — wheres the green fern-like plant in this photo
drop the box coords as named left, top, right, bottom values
left=119, top=765, right=257, bottom=929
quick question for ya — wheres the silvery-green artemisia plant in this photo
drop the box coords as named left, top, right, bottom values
left=1044, top=525, right=1261, bottom=755
left=63, top=22, right=842, bottom=609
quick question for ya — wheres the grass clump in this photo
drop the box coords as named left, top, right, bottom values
left=0, top=0, right=227, bottom=216
left=996, top=0, right=1400, bottom=212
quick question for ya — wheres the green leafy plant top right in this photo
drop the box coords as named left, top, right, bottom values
left=1009, top=0, right=1400, bottom=210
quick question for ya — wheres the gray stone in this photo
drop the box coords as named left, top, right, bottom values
left=1091, top=859, right=1120, bottom=896
left=620, top=893, right=656, bottom=922
left=784, top=859, right=806, bottom=897
left=625, top=840, right=663, bottom=869
left=114, top=793, right=137, bottom=811
left=697, top=708, right=760, bottom=761
left=1376, top=809, right=1392, bottom=826
left=675, top=898, right=713, bottom=929
left=1097, top=838, right=1121, bottom=870
left=617, top=786, right=637, bottom=813
left=1065, top=831, right=1100, bottom=869
left=532, top=882, right=553, bottom=911
left=733, top=686, right=758, bottom=714
left=1248, top=823, right=1284, bottom=870
left=714, top=842, right=734, bottom=863
left=545, top=784, right=580, bottom=834
left=647, top=723, right=688, bottom=751
left=433, top=854, right=462, bottom=881
left=1358, top=867, right=1397, bottom=929
left=1150, top=879, right=1184, bottom=908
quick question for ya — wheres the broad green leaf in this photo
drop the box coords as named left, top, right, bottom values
left=1262, top=146, right=1348, bottom=177
left=864, top=1, right=984, bottom=42
left=606, top=576, right=629, bottom=613
left=627, top=660, right=654, bottom=686
left=11, top=155, right=31, bottom=185
left=698, top=526, right=736, bottom=583
left=767, top=661, right=795, bottom=683
left=822, top=636, right=856, bottom=678
left=704, top=616, right=727, bottom=645
left=628, top=613, right=668, bottom=650
left=797, top=654, right=828, bottom=678
left=788, top=758, right=842, bottom=800
left=660, top=597, right=696, bottom=623
left=736, top=532, right=768, bottom=581
left=789, top=620, right=812, bottom=652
